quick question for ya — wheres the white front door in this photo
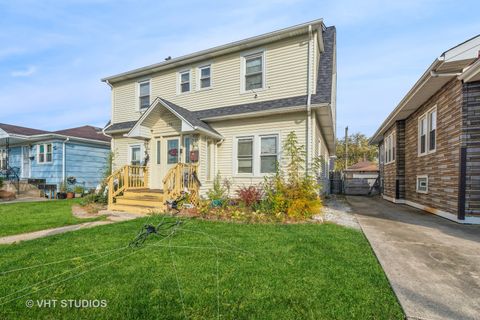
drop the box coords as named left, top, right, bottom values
left=22, top=146, right=30, bottom=178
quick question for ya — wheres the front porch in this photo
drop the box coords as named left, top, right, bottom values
left=107, top=163, right=200, bottom=213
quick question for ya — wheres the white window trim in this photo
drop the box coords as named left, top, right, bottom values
left=233, top=133, right=280, bottom=177
left=416, top=175, right=429, bottom=194
left=418, top=105, right=437, bottom=157
left=37, top=143, right=53, bottom=165
left=196, top=64, right=212, bottom=91
left=177, top=69, right=191, bottom=94
left=136, top=79, right=151, bottom=112
left=128, top=143, right=144, bottom=166
left=240, top=49, right=266, bottom=94
left=384, top=132, right=395, bottom=165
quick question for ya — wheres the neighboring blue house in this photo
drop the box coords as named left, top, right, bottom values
left=0, top=123, right=111, bottom=191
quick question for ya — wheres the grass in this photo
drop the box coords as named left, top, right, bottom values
left=0, top=200, right=105, bottom=237
left=0, top=214, right=404, bottom=319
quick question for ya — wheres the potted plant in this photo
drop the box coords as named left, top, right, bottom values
left=66, top=176, right=76, bottom=199
left=57, top=182, right=67, bottom=199
left=74, top=185, right=85, bottom=198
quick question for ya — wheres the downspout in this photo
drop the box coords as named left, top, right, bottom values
left=306, top=25, right=313, bottom=174
left=62, top=137, right=70, bottom=183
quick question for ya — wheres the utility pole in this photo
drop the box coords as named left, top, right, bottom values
left=344, top=126, right=348, bottom=170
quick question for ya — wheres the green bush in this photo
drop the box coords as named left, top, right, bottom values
left=206, top=173, right=227, bottom=201
left=259, top=131, right=322, bottom=219
left=80, top=192, right=107, bottom=206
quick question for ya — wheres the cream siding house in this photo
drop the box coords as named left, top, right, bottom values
left=102, top=19, right=336, bottom=212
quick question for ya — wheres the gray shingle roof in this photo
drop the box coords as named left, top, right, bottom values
left=159, top=98, right=220, bottom=135
left=312, top=26, right=335, bottom=104
left=103, top=26, right=335, bottom=134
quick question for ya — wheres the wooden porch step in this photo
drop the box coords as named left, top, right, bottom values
left=109, top=203, right=166, bottom=214
left=123, top=190, right=164, bottom=200
left=116, top=197, right=164, bottom=207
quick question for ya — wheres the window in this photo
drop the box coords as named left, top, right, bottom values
left=244, top=52, right=264, bottom=91
left=260, top=136, right=278, bottom=173
left=384, top=132, right=395, bottom=164
left=428, top=109, right=436, bottom=152
left=38, top=143, right=52, bottom=163
left=130, top=145, right=142, bottom=166
left=167, top=139, right=179, bottom=164
left=419, top=106, right=437, bottom=155
left=198, top=65, right=211, bottom=89
left=138, top=80, right=150, bottom=110
left=184, top=136, right=191, bottom=163
left=156, top=140, right=161, bottom=165
left=237, top=137, right=253, bottom=173
left=235, top=134, right=279, bottom=175
left=416, top=175, right=428, bottom=193
left=179, top=71, right=190, bottom=93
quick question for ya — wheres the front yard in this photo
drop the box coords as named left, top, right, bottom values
left=0, top=204, right=404, bottom=319
left=0, top=200, right=104, bottom=237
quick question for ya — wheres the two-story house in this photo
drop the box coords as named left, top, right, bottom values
left=102, top=19, right=336, bottom=213
left=371, top=34, right=480, bottom=224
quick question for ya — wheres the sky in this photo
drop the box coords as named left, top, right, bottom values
left=1, top=0, right=479, bottom=137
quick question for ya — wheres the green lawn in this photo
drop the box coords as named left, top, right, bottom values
left=0, top=200, right=104, bottom=237
left=0, top=214, right=403, bottom=319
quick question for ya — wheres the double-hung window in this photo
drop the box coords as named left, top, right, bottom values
left=260, top=136, right=278, bottom=173
left=237, top=137, right=253, bottom=174
left=130, top=145, right=142, bottom=166
left=418, top=106, right=437, bottom=155
left=198, top=65, right=211, bottom=89
left=138, top=80, right=150, bottom=110
left=244, top=52, right=264, bottom=91
left=384, top=132, right=395, bottom=164
left=236, top=135, right=279, bottom=175
left=179, top=70, right=190, bottom=93
left=38, top=144, right=52, bottom=164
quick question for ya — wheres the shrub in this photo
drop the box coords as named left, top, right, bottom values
left=207, top=173, right=227, bottom=201
left=236, top=186, right=262, bottom=208
left=80, top=192, right=107, bottom=206
left=260, top=131, right=322, bottom=220
left=0, top=177, right=3, bottom=189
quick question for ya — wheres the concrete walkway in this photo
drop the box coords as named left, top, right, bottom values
left=0, top=211, right=144, bottom=245
left=347, top=196, right=480, bottom=320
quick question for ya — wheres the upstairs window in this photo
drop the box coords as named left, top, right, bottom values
left=418, top=106, right=437, bottom=155
left=180, top=71, right=190, bottom=93
left=198, top=65, right=211, bottom=89
left=244, top=52, right=264, bottom=91
left=138, top=80, right=150, bottom=110
left=38, top=144, right=52, bottom=164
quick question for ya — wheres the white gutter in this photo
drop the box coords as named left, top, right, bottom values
left=306, top=24, right=313, bottom=173
left=62, top=137, right=70, bottom=183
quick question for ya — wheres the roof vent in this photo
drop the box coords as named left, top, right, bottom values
left=165, top=56, right=172, bottom=61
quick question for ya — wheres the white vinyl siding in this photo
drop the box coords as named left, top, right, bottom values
left=110, top=34, right=310, bottom=123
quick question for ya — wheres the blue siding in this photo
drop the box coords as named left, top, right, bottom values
left=65, top=142, right=110, bottom=189
left=30, top=141, right=64, bottom=186
left=8, top=146, right=22, bottom=172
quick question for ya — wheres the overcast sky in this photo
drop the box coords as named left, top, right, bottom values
left=1, top=0, right=479, bottom=137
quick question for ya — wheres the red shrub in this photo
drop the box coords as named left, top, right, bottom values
left=236, top=186, right=263, bottom=208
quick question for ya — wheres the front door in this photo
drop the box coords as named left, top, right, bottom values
left=22, top=146, right=30, bottom=178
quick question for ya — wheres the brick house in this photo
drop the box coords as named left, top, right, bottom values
left=370, top=35, right=480, bottom=224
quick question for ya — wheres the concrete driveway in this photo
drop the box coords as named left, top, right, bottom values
left=347, top=196, right=480, bottom=320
